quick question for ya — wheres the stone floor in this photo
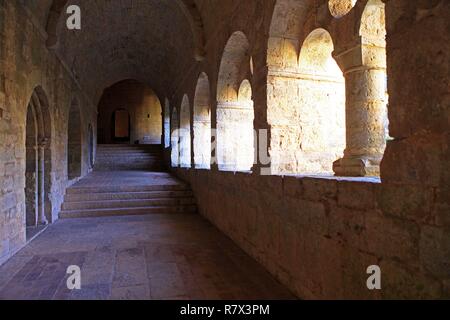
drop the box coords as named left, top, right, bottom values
left=0, top=213, right=295, bottom=300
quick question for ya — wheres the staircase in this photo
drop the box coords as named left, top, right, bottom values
left=60, top=144, right=197, bottom=219
left=94, top=144, right=164, bottom=171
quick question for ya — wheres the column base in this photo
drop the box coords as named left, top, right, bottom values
left=333, top=156, right=381, bottom=177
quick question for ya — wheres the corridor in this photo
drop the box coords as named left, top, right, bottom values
left=0, top=211, right=294, bottom=300
left=0, top=0, right=447, bottom=300
left=0, top=154, right=294, bottom=300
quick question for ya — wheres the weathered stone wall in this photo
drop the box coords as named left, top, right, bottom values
left=97, top=80, right=163, bottom=145
left=175, top=169, right=447, bottom=299
left=169, top=0, right=449, bottom=299
left=0, top=1, right=96, bottom=265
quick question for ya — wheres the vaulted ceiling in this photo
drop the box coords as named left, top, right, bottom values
left=24, top=0, right=206, bottom=104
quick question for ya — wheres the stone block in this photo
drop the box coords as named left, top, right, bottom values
left=328, top=206, right=365, bottom=247
left=380, top=260, right=442, bottom=299
left=282, top=176, right=303, bottom=198
left=443, top=280, right=450, bottom=299
left=419, top=226, right=450, bottom=278
left=377, top=184, right=434, bottom=223
left=294, top=200, right=328, bottom=235
left=1, top=192, right=16, bottom=211
left=338, top=181, right=376, bottom=210
left=0, top=239, right=9, bottom=259
left=365, top=211, right=419, bottom=263
left=340, top=248, right=381, bottom=300
left=434, top=203, right=450, bottom=227
left=381, top=134, right=445, bottom=186
left=302, top=177, right=337, bottom=201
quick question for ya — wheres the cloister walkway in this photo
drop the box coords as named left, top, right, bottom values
left=0, top=170, right=294, bottom=300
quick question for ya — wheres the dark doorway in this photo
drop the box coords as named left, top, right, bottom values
left=112, top=109, right=131, bottom=143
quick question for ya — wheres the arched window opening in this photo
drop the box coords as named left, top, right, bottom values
left=217, top=31, right=255, bottom=172
left=297, top=29, right=346, bottom=174
left=171, top=108, right=180, bottom=167
left=88, top=124, right=94, bottom=169
left=333, top=0, right=388, bottom=177
left=328, top=0, right=357, bottom=18
left=267, top=24, right=345, bottom=175
left=179, top=95, right=192, bottom=168
left=236, top=79, right=255, bottom=170
left=164, top=99, right=171, bottom=148
left=25, top=87, right=52, bottom=238
left=193, top=73, right=211, bottom=169
left=68, top=99, right=82, bottom=180
left=360, top=0, right=389, bottom=141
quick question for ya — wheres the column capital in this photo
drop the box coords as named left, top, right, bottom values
left=333, top=41, right=386, bottom=73
left=38, top=137, right=49, bottom=148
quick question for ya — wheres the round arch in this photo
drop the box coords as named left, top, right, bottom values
left=25, top=86, right=53, bottom=235
left=171, top=107, right=180, bottom=167
left=68, top=98, right=82, bottom=180
left=216, top=31, right=254, bottom=172
left=179, top=95, right=192, bottom=168
left=193, top=73, right=211, bottom=169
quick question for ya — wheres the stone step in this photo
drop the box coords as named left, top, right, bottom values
left=67, top=184, right=190, bottom=194
left=96, top=151, right=161, bottom=155
left=96, top=152, right=162, bottom=156
left=65, top=190, right=194, bottom=202
left=95, top=159, right=163, bottom=165
left=60, top=205, right=197, bottom=219
left=95, top=157, right=162, bottom=162
left=95, top=144, right=163, bottom=170
left=94, top=166, right=165, bottom=172
left=97, top=146, right=162, bottom=151
left=62, top=197, right=196, bottom=210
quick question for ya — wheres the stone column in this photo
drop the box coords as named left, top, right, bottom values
left=37, top=139, right=48, bottom=225
left=209, top=102, right=219, bottom=172
left=333, top=45, right=388, bottom=177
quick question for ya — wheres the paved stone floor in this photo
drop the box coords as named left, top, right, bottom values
left=0, top=213, right=295, bottom=300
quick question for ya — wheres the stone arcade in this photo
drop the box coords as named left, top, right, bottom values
left=0, top=0, right=448, bottom=300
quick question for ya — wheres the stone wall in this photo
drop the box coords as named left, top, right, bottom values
left=0, top=1, right=97, bottom=266
left=169, top=0, right=449, bottom=299
left=175, top=169, right=447, bottom=299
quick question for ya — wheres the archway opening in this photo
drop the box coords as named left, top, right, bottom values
left=328, top=0, right=357, bottom=18
left=68, top=99, right=82, bottom=180
left=25, top=104, right=38, bottom=232
left=171, top=108, right=180, bottom=167
left=88, top=124, right=94, bottom=169
left=164, top=99, right=171, bottom=148
left=360, top=0, right=389, bottom=145
left=217, top=31, right=255, bottom=172
left=25, top=87, right=52, bottom=239
left=297, top=28, right=346, bottom=174
left=267, top=25, right=346, bottom=175
left=334, top=0, right=389, bottom=177
left=193, top=73, right=211, bottom=169
left=179, top=95, right=192, bottom=168
left=97, top=80, right=162, bottom=145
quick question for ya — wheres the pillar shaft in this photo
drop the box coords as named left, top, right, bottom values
left=334, top=65, right=388, bottom=177
left=37, top=142, right=48, bottom=225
